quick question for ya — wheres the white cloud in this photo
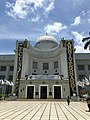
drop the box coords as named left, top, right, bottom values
left=31, top=15, right=40, bottom=22
left=45, top=2, right=54, bottom=13
left=72, top=31, right=90, bottom=53
left=44, top=22, right=67, bottom=35
left=80, top=11, right=85, bottom=16
left=6, top=0, right=55, bottom=19
left=88, top=18, right=90, bottom=23
left=75, top=44, right=90, bottom=53
left=71, top=16, right=81, bottom=26
left=72, top=31, right=83, bottom=45
left=0, top=52, right=15, bottom=55
left=6, top=0, right=29, bottom=19
left=6, top=2, right=14, bottom=8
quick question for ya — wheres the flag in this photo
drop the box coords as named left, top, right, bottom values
left=77, top=81, right=84, bottom=87
left=77, top=81, right=82, bottom=86
left=4, top=79, right=11, bottom=85
left=10, top=81, right=14, bottom=86
left=82, top=79, right=85, bottom=88
left=89, top=75, right=90, bottom=81
left=25, top=75, right=29, bottom=80
left=0, top=79, right=5, bottom=85
left=84, top=77, right=90, bottom=85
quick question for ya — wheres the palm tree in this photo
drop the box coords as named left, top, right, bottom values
left=82, top=32, right=90, bottom=50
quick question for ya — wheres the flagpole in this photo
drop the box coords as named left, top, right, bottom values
left=4, top=84, right=6, bottom=99
left=1, top=84, right=3, bottom=97
left=1, top=82, right=4, bottom=99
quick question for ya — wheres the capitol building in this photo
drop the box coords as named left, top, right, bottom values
left=0, top=34, right=90, bottom=99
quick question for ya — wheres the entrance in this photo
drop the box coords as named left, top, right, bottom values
left=54, top=86, right=61, bottom=99
left=27, top=86, right=34, bottom=99
left=40, top=86, right=47, bottom=99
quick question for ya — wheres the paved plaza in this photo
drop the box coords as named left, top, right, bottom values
left=0, top=100, right=90, bottom=120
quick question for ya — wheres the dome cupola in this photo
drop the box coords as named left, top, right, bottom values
left=34, top=34, right=58, bottom=50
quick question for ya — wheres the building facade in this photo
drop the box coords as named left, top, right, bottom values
left=0, top=35, right=90, bottom=99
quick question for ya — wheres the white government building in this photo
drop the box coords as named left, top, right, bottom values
left=0, top=34, right=90, bottom=99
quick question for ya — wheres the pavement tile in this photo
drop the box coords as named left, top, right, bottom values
left=50, top=118, right=58, bottom=119
left=58, top=119, right=67, bottom=120
left=21, top=117, right=31, bottom=120
left=41, top=119, right=49, bottom=120
left=41, top=117, right=49, bottom=119
left=0, top=119, right=11, bottom=120
left=0, top=101, right=90, bottom=120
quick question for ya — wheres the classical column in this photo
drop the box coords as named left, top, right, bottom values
left=12, top=51, right=18, bottom=93
left=84, top=65, right=89, bottom=78
left=38, top=61, right=43, bottom=75
left=5, top=65, right=9, bottom=80
left=21, top=48, right=29, bottom=78
left=49, top=61, right=53, bottom=75
left=12, top=41, right=18, bottom=93
left=60, top=48, right=68, bottom=79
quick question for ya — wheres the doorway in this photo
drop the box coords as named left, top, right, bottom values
left=54, top=86, right=61, bottom=99
left=40, top=86, right=47, bottom=99
left=27, top=86, right=34, bottom=99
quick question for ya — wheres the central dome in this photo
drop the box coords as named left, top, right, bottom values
left=36, top=35, right=57, bottom=43
left=34, top=35, right=58, bottom=50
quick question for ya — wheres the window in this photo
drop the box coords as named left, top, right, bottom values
left=0, top=66, right=6, bottom=71
left=54, top=61, right=58, bottom=69
left=33, top=62, right=37, bottom=69
left=79, top=75, right=85, bottom=81
left=43, top=63, right=49, bottom=70
left=9, top=75, right=13, bottom=81
left=88, top=65, right=90, bottom=70
left=78, top=65, right=84, bottom=70
left=0, top=75, right=5, bottom=79
left=10, top=66, right=14, bottom=71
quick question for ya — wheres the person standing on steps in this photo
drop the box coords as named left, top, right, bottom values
left=67, top=96, right=70, bottom=105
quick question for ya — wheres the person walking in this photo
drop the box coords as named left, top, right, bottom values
left=67, top=96, right=70, bottom=105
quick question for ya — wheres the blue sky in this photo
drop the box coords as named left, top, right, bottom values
left=0, top=0, right=90, bottom=54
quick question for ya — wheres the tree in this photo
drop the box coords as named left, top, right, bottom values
left=82, top=32, right=90, bottom=50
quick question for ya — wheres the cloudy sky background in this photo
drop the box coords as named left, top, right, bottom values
left=0, top=0, right=90, bottom=54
